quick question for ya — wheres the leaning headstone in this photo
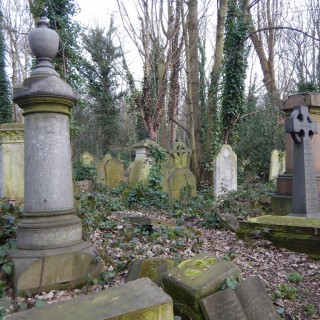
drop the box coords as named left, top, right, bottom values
left=0, top=123, right=24, bottom=202
left=4, top=278, right=174, bottom=320
left=128, top=139, right=156, bottom=187
left=96, top=153, right=112, bottom=184
left=269, top=149, right=286, bottom=181
left=214, top=144, right=237, bottom=197
left=10, top=18, right=99, bottom=294
left=200, top=275, right=277, bottom=320
left=105, top=158, right=124, bottom=188
left=162, top=253, right=242, bottom=320
left=285, top=105, right=320, bottom=218
left=165, top=140, right=197, bottom=202
left=81, top=151, right=95, bottom=165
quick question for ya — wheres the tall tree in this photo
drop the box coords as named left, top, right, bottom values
left=221, top=0, right=249, bottom=144
left=181, top=0, right=201, bottom=177
left=28, top=0, right=82, bottom=85
left=205, top=0, right=228, bottom=161
left=0, top=10, right=12, bottom=124
left=118, top=0, right=182, bottom=143
left=74, top=20, right=122, bottom=154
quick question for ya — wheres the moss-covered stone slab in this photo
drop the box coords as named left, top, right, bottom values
left=126, top=258, right=181, bottom=286
left=4, top=277, right=174, bottom=320
left=237, top=215, right=320, bottom=259
left=162, top=253, right=242, bottom=320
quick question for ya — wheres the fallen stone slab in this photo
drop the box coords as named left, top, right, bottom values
left=162, top=253, right=242, bottom=320
left=4, top=277, right=174, bottom=320
left=236, top=215, right=320, bottom=259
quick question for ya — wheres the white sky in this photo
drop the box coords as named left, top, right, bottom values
left=75, top=0, right=142, bottom=79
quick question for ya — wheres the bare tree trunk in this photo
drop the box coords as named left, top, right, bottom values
left=247, top=1, right=279, bottom=98
left=182, top=0, right=201, bottom=178
left=168, top=0, right=182, bottom=147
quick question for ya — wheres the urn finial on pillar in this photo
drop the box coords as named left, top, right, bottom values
left=11, top=18, right=100, bottom=294
left=28, top=17, right=59, bottom=76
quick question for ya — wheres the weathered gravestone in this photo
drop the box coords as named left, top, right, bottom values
left=10, top=18, right=99, bottom=294
left=95, top=153, right=112, bottom=183
left=269, top=149, right=286, bottom=181
left=4, top=277, right=174, bottom=320
left=105, top=158, right=124, bottom=188
left=0, top=124, right=24, bottom=202
left=285, top=105, right=320, bottom=218
left=128, top=139, right=156, bottom=187
left=214, top=144, right=237, bottom=197
left=164, top=140, right=197, bottom=202
left=81, top=151, right=95, bottom=165
left=200, top=275, right=277, bottom=320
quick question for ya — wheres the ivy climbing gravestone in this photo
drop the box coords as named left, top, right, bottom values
left=285, top=105, right=320, bottom=218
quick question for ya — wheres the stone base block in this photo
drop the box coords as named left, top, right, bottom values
left=236, top=215, right=320, bottom=259
left=162, top=253, right=242, bottom=320
left=271, top=194, right=292, bottom=215
left=11, top=241, right=100, bottom=294
left=4, top=277, right=174, bottom=320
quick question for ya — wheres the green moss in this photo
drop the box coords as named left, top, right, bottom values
left=184, top=268, right=201, bottom=278
left=178, top=259, right=193, bottom=269
left=178, top=257, right=216, bottom=271
left=247, top=215, right=320, bottom=227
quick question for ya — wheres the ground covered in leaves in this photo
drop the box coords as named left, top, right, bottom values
left=0, top=183, right=319, bottom=319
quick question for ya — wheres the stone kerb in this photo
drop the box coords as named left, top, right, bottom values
left=272, top=92, right=320, bottom=215
left=0, top=123, right=24, bottom=201
left=214, top=144, right=237, bottom=197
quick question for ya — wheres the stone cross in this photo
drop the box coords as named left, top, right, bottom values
left=285, top=105, right=320, bottom=217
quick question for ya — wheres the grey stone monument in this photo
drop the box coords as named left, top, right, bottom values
left=285, top=105, right=320, bottom=218
left=11, top=18, right=99, bottom=294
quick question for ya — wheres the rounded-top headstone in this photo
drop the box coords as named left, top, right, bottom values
left=28, top=18, right=59, bottom=60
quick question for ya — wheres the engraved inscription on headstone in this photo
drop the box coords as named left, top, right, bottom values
left=200, top=275, right=278, bottom=320
left=285, top=105, right=320, bottom=218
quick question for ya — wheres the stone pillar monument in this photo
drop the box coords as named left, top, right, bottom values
left=272, top=93, right=320, bottom=215
left=11, top=18, right=99, bottom=294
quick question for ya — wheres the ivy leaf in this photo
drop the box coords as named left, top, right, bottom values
left=1, top=263, right=13, bottom=276
left=35, top=299, right=48, bottom=308
left=276, top=307, right=285, bottom=315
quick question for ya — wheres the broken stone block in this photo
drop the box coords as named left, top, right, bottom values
left=162, top=253, right=242, bottom=320
left=126, top=258, right=181, bottom=286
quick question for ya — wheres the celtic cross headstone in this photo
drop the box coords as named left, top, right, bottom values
left=285, top=105, right=320, bottom=217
